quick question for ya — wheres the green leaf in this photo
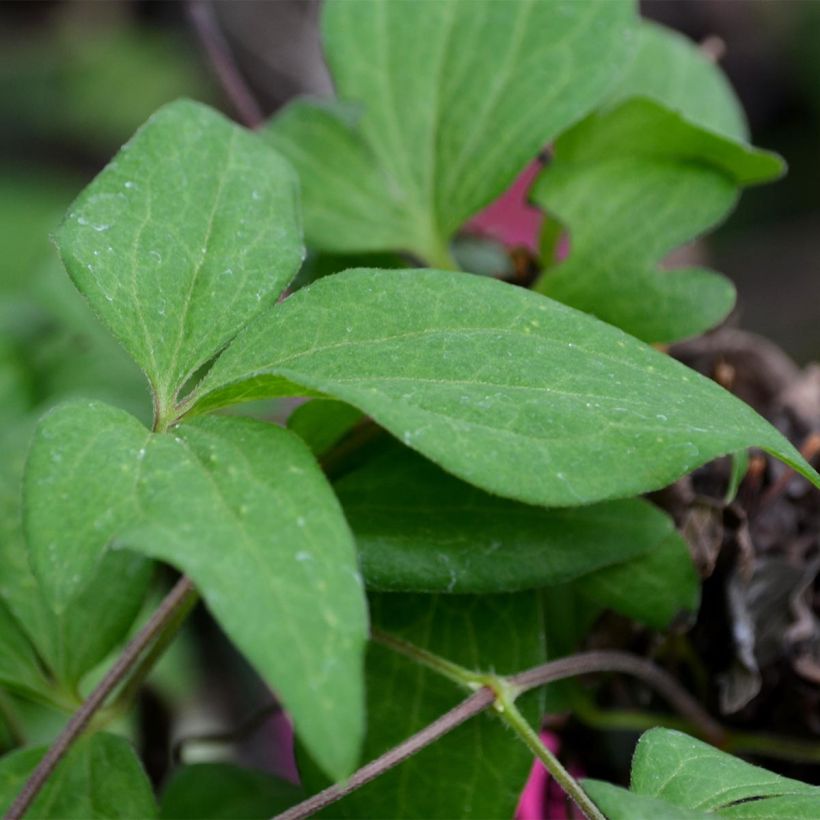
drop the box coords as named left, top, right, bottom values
left=24, top=403, right=366, bottom=771
left=56, top=550, right=153, bottom=688
left=287, top=399, right=363, bottom=457
left=607, top=21, right=747, bottom=141
left=584, top=780, right=709, bottom=820
left=4, top=415, right=150, bottom=692
left=533, top=144, right=738, bottom=342
left=25, top=400, right=151, bottom=610
left=725, top=450, right=749, bottom=504
left=531, top=20, right=784, bottom=343
left=719, top=794, right=820, bottom=818
left=0, top=733, right=157, bottom=819
left=576, top=530, right=699, bottom=629
left=0, top=599, right=50, bottom=699
left=631, top=729, right=819, bottom=811
left=123, top=415, right=366, bottom=782
left=335, top=445, right=674, bottom=593
left=266, top=0, right=635, bottom=261
left=55, top=99, right=303, bottom=418
left=159, top=763, right=303, bottom=819
left=189, top=269, right=820, bottom=507
left=302, top=592, right=545, bottom=818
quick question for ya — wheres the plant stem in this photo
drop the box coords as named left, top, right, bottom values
left=5, top=576, right=196, bottom=820
left=571, top=692, right=820, bottom=766
left=495, top=690, right=604, bottom=820
left=277, top=645, right=725, bottom=820
left=371, top=627, right=481, bottom=688
left=508, top=650, right=726, bottom=746
left=102, top=584, right=200, bottom=723
left=276, top=687, right=496, bottom=820
left=187, top=0, right=264, bottom=129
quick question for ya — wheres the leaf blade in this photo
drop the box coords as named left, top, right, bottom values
left=336, top=445, right=675, bottom=593
left=55, top=99, right=303, bottom=413
left=302, top=592, right=546, bottom=818
left=268, top=0, right=636, bottom=259
left=126, top=416, right=367, bottom=782
left=631, top=729, right=819, bottom=811
left=191, top=269, right=820, bottom=507
left=0, top=734, right=157, bottom=819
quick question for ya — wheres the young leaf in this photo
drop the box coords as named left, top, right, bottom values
left=189, top=269, right=820, bottom=507
left=23, top=403, right=366, bottom=778
left=266, top=0, right=635, bottom=262
left=302, top=592, right=545, bottom=818
left=606, top=21, right=748, bottom=140
left=54, top=99, right=303, bottom=419
left=159, top=764, right=303, bottom=819
left=532, top=19, right=784, bottom=343
left=4, top=416, right=150, bottom=692
left=0, top=600, right=50, bottom=700
left=583, top=781, right=708, bottom=820
left=0, top=733, right=157, bottom=819
left=533, top=145, right=739, bottom=343
left=576, top=530, right=699, bottom=629
left=0, top=420, right=59, bottom=684
left=335, top=445, right=674, bottom=593
left=630, top=728, right=819, bottom=812
left=56, top=550, right=153, bottom=687
left=123, top=416, right=366, bottom=782
left=25, top=400, right=151, bottom=610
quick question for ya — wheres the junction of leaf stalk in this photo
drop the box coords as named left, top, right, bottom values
left=275, top=628, right=724, bottom=820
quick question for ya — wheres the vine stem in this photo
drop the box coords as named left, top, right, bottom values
left=187, top=0, right=264, bottom=130
left=495, top=692, right=604, bottom=820
left=275, top=688, right=496, bottom=820
left=276, top=648, right=724, bottom=820
left=4, top=577, right=196, bottom=820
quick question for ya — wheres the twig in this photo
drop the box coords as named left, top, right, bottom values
left=508, top=650, right=726, bottom=746
left=496, top=692, right=604, bottom=820
left=187, top=0, right=265, bottom=130
left=370, top=627, right=480, bottom=687
left=275, top=688, right=496, bottom=820
left=5, top=577, right=196, bottom=820
left=276, top=648, right=725, bottom=820
left=105, top=583, right=200, bottom=719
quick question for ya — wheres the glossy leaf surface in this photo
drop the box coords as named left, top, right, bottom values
left=124, top=415, right=366, bottom=781
left=586, top=729, right=820, bottom=818
left=6, top=414, right=150, bottom=690
left=23, top=402, right=366, bottom=780
left=25, top=400, right=150, bottom=610
left=631, top=729, right=819, bottom=811
left=191, top=269, right=820, bottom=507
left=55, top=99, right=302, bottom=416
left=335, top=446, right=674, bottom=593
